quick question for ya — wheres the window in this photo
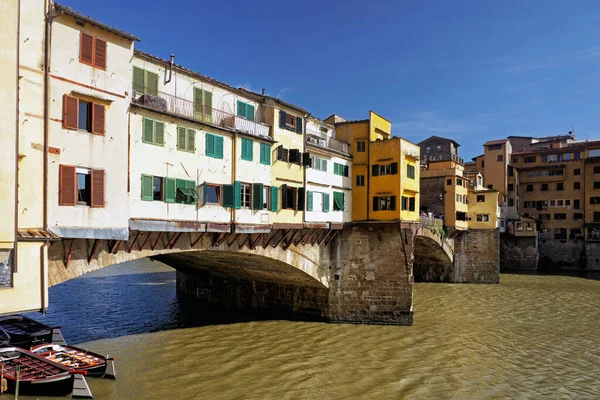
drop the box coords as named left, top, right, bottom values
left=153, top=177, right=163, bottom=201
left=175, top=179, right=199, bottom=204
left=536, top=200, right=548, bottom=210
left=205, top=133, right=224, bottom=159
left=400, top=196, right=415, bottom=211
left=477, top=195, right=485, bottom=202
left=425, top=146, right=430, bottom=154
left=193, top=88, right=213, bottom=122
left=59, top=165, right=104, bottom=207
left=372, top=162, right=398, bottom=176
left=595, top=212, right=600, bottom=222
left=279, top=111, right=302, bottom=134
left=311, top=157, right=328, bottom=172
left=557, top=200, right=564, bottom=207
left=177, top=126, right=195, bottom=152
left=539, top=214, right=550, bottom=220
left=436, top=145, right=441, bottom=152
left=457, top=178, right=463, bottom=186
left=488, top=144, right=502, bottom=150
left=289, top=149, right=301, bottom=164
left=407, top=164, right=415, bottom=179
left=590, top=197, right=600, bottom=205
left=512, top=157, right=518, bottom=163
left=487, top=184, right=493, bottom=190
left=356, top=175, right=365, bottom=186
left=574, top=213, right=583, bottom=220
left=554, top=213, right=567, bottom=220
left=595, top=182, right=600, bottom=189
left=281, top=185, right=298, bottom=210
left=142, top=118, right=164, bottom=146
left=575, top=152, right=581, bottom=160
left=241, top=138, right=253, bottom=161
left=307, top=191, right=324, bottom=212
left=276, top=146, right=289, bottom=162
left=549, top=154, right=556, bottom=162
left=508, top=184, right=514, bottom=191
left=456, top=194, right=462, bottom=203
left=574, top=182, right=581, bottom=190
left=541, top=155, right=548, bottom=162
left=357, top=141, right=366, bottom=152
left=456, top=211, right=467, bottom=221
left=557, top=183, right=564, bottom=191
left=526, top=184, right=534, bottom=192
left=142, top=175, right=175, bottom=203
left=574, top=169, right=581, bottom=176
left=262, top=186, right=271, bottom=210
left=550, top=200, right=556, bottom=207
left=237, top=100, right=255, bottom=121
left=333, top=192, right=345, bottom=211
left=373, top=196, right=396, bottom=211
left=481, top=161, right=485, bottom=167
left=79, top=32, right=106, bottom=69
left=595, top=166, right=600, bottom=174
left=241, top=183, right=252, bottom=208
left=286, top=114, right=296, bottom=129
left=447, top=179, right=452, bottom=186
left=62, top=95, right=105, bottom=135
left=497, top=155, right=503, bottom=162
left=524, top=201, right=535, bottom=208
left=508, top=166, right=514, bottom=177
left=132, top=67, right=158, bottom=96
left=334, top=163, right=349, bottom=177
left=508, top=198, right=514, bottom=207
left=476, top=214, right=489, bottom=222
left=260, top=143, right=271, bottom=166
left=574, top=199, right=580, bottom=209
left=541, top=184, right=548, bottom=191
left=205, top=185, right=221, bottom=205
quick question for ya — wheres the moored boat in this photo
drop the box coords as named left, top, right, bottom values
left=0, top=346, right=76, bottom=397
left=0, top=327, right=9, bottom=346
left=31, top=343, right=116, bottom=379
left=0, top=315, right=64, bottom=348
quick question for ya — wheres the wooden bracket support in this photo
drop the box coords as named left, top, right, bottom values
left=139, top=232, right=153, bottom=251
left=325, top=230, right=339, bottom=246
left=151, top=231, right=164, bottom=251
left=87, top=239, right=100, bottom=265
left=227, top=233, right=241, bottom=247
left=273, top=229, right=291, bottom=248
left=64, top=239, right=75, bottom=269
left=318, top=230, right=331, bottom=245
left=190, top=233, right=204, bottom=248
left=110, top=240, right=122, bottom=254
left=128, top=231, right=141, bottom=253
left=238, top=234, right=251, bottom=249
left=169, top=232, right=183, bottom=249
left=249, top=233, right=264, bottom=250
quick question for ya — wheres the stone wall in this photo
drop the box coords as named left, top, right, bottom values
left=328, top=223, right=415, bottom=325
left=585, top=242, right=600, bottom=270
left=500, top=235, right=538, bottom=271
left=452, top=229, right=500, bottom=283
left=413, top=236, right=454, bottom=282
left=538, top=236, right=585, bottom=270
left=419, top=176, right=445, bottom=216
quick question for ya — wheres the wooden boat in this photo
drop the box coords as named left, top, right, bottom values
left=0, top=327, right=9, bottom=346
left=0, top=315, right=65, bottom=348
left=0, top=346, right=76, bottom=397
left=31, top=343, right=116, bottom=379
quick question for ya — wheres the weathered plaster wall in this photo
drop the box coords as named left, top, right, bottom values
left=500, top=235, right=538, bottom=271
left=453, top=229, right=500, bottom=283
left=537, top=237, right=585, bottom=270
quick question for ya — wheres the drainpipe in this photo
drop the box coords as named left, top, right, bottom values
left=13, top=0, right=21, bottom=273
left=165, top=54, right=174, bottom=84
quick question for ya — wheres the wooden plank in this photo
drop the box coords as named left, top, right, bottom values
left=169, top=232, right=183, bottom=249
left=128, top=231, right=141, bottom=253
left=249, top=233, right=264, bottom=250
left=65, top=239, right=74, bottom=269
left=87, top=239, right=100, bottom=265
left=139, top=232, right=153, bottom=251
left=151, top=231, right=164, bottom=250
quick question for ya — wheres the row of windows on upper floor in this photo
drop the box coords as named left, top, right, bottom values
left=523, top=199, right=580, bottom=209
left=446, top=177, right=469, bottom=188
left=371, top=163, right=416, bottom=179
left=514, top=152, right=582, bottom=164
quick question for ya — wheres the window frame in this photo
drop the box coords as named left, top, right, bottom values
left=357, top=141, right=366, bottom=152
left=79, top=32, right=107, bottom=70
left=356, top=175, right=365, bottom=187
left=142, top=118, right=165, bottom=146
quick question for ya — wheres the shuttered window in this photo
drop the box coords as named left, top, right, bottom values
left=59, top=165, right=77, bottom=206
left=194, top=88, right=213, bottom=123
left=206, top=133, right=224, bottom=159
left=260, top=143, right=271, bottom=165
left=323, top=193, right=330, bottom=212
left=270, top=186, right=278, bottom=212
left=175, top=179, right=199, bottom=204
left=407, top=164, right=415, bottom=179
left=59, top=165, right=104, bottom=207
left=62, top=94, right=105, bottom=135
left=252, top=183, right=263, bottom=210
left=142, top=118, right=164, bottom=146
left=333, top=192, right=345, bottom=211
left=222, top=184, right=234, bottom=208
left=177, top=126, right=195, bottom=152
left=79, top=32, right=107, bottom=70
left=132, top=67, right=159, bottom=96
left=241, top=138, right=253, bottom=161
left=237, top=100, right=256, bottom=121
left=334, top=163, right=349, bottom=177
left=90, top=169, right=105, bottom=207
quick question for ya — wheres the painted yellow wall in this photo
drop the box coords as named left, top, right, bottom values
left=483, top=143, right=507, bottom=193
left=421, top=162, right=467, bottom=229
left=468, top=190, right=500, bottom=229
left=400, top=139, right=420, bottom=222
left=369, top=111, right=391, bottom=141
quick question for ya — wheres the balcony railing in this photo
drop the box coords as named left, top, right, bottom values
left=132, top=89, right=270, bottom=139
left=305, top=134, right=350, bottom=155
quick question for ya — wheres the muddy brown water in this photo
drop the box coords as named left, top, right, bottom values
left=19, top=259, right=600, bottom=399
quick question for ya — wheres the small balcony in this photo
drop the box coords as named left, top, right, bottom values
left=305, top=134, right=350, bottom=155
left=132, top=89, right=270, bottom=139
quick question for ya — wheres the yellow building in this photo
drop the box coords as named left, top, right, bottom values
left=329, top=111, right=419, bottom=222
left=467, top=189, right=500, bottom=230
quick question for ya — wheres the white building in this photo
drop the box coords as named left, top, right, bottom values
left=304, top=117, right=352, bottom=225
left=129, top=51, right=273, bottom=234
left=47, top=4, right=138, bottom=240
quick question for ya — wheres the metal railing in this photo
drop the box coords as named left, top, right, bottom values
left=305, top=134, right=350, bottom=155
left=132, top=89, right=270, bottom=139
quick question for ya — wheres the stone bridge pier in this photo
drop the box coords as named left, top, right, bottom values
left=48, top=222, right=417, bottom=325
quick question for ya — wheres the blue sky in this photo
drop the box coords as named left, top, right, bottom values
left=60, top=0, right=600, bottom=159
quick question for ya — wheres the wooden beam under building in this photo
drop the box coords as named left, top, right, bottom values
left=87, top=239, right=100, bottom=265
left=151, top=231, right=164, bottom=250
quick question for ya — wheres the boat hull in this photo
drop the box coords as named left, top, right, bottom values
left=3, top=373, right=75, bottom=397
left=30, top=343, right=109, bottom=378
left=0, top=315, right=53, bottom=348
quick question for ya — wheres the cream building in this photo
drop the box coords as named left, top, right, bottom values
left=304, top=117, right=352, bottom=224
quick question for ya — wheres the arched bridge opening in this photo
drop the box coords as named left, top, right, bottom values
left=414, top=236, right=454, bottom=282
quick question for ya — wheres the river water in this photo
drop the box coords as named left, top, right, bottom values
left=21, top=259, right=600, bottom=399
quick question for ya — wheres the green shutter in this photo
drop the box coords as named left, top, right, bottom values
left=177, top=126, right=186, bottom=150
left=343, top=165, right=349, bottom=177
left=335, top=192, right=345, bottom=211
left=203, top=91, right=212, bottom=122
left=133, top=67, right=145, bottom=95
left=187, top=129, right=195, bottom=152
left=270, top=186, right=278, bottom=212
left=222, top=184, right=234, bottom=208
left=281, top=184, right=288, bottom=209
left=155, top=122, right=164, bottom=145
left=242, top=138, right=253, bottom=161
left=322, top=160, right=328, bottom=172
left=194, top=87, right=203, bottom=120
left=186, top=180, right=199, bottom=202
left=233, top=181, right=242, bottom=209
left=206, top=133, right=215, bottom=157
left=260, top=143, right=270, bottom=165
left=215, top=136, right=224, bottom=159
left=165, top=177, right=176, bottom=203
left=296, top=116, right=303, bottom=134
left=146, top=71, right=158, bottom=94
left=143, top=118, right=154, bottom=143
left=247, top=104, right=255, bottom=121
left=401, top=196, right=407, bottom=211
left=175, top=179, right=186, bottom=203
left=141, top=174, right=154, bottom=201
left=323, top=193, right=330, bottom=212
left=307, top=191, right=313, bottom=211
left=279, top=110, right=286, bottom=129
left=237, top=100, right=246, bottom=118
left=252, top=183, right=263, bottom=210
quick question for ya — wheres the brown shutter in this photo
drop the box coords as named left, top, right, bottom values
left=91, top=103, right=105, bottom=135
left=59, top=165, right=77, bottom=206
left=62, top=94, right=78, bottom=130
left=80, top=32, right=94, bottom=65
left=91, top=169, right=105, bottom=208
left=94, top=38, right=107, bottom=69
